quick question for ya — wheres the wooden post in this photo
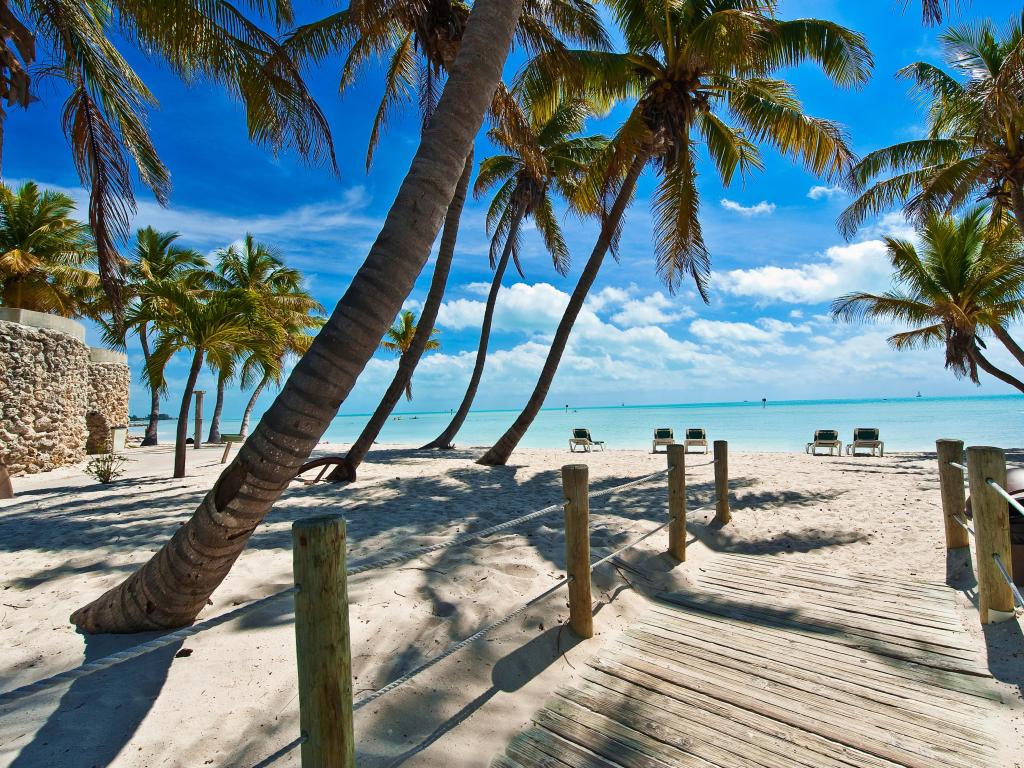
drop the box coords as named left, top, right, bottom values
left=221, top=441, right=233, bottom=464
left=292, top=516, right=355, bottom=767
left=966, top=446, right=1014, bottom=624
left=562, top=464, right=593, bottom=639
left=714, top=440, right=730, bottom=525
left=668, top=444, right=686, bottom=561
left=0, top=458, right=12, bottom=500
left=193, top=390, right=205, bottom=449
left=936, top=439, right=969, bottom=550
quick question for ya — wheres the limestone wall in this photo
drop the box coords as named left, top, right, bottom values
left=0, top=319, right=90, bottom=474
left=0, top=311, right=131, bottom=474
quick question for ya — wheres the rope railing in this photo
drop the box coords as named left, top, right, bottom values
left=993, top=553, right=1024, bottom=609
left=986, top=479, right=1024, bottom=519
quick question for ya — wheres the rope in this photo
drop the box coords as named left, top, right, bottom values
left=948, top=460, right=967, bottom=472
left=589, top=468, right=668, bottom=499
left=0, top=587, right=297, bottom=708
left=992, top=553, right=1024, bottom=609
left=951, top=515, right=975, bottom=537
left=589, top=521, right=671, bottom=572
left=986, top=479, right=1024, bottom=519
left=353, top=578, right=570, bottom=711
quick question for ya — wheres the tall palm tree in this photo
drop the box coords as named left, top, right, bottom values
left=286, top=1, right=610, bottom=472
left=70, top=0, right=526, bottom=633
left=323, top=308, right=441, bottom=481
left=6, top=0, right=335, bottom=325
left=205, top=235, right=321, bottom=444
left=833, top=206, right=1024, bottom=392
left=0, top=180, right=98, bottom=316
left=840, top=13, right=1024, bottom=241
left=423, top=95, right=606, bottom=450
left=477, top=0, right=872, bottom=465
left=122, top=227, right=207, bottom=446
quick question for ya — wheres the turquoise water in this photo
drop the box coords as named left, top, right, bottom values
left=159, top=395, right=1024, bottom=453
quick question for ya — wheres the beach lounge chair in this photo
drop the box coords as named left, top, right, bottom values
left=652, top=427, right=675, bottom=453
left=806, top=429, right=842, bottom=456
left=569, top=428, right=605, bottom=452
left=847, top=427, right=884, bottom=457
left=684, top=428, right=708, bottom=454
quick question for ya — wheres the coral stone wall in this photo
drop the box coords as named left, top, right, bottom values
left=86, top=354, right=131, bottom=454
left=0, top=319, right=90, bottom=474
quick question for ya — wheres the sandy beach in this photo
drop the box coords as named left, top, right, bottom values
left=1, top=444, right=1022, bottom=767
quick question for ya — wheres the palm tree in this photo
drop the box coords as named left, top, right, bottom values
left=832, top=206, right=1024, bottom=392
left=423, top=95, right=606, bottom=450
left=477, top=0, right=872, bottom=465
left=6, top=0, right=335, bottom=325
left=0, top=181, right=98, bottom=316
left=324, top=308, right=440, bottom=481
left=204, top=235, right=321, bottom=444
left=840, top=13, right=1024, bottom=241
left=122, top=227, right=207, bottom=446
left=284, top=1, right=610, bottom=462
left=70, top=0, right=526, bottom=633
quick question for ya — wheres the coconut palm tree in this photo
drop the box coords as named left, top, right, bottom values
left=284, top=2, right=610, bottom=483
left=6, top=0, right=334, bottom=326
left=205, top=235, right=321, bottom=444
left=323, top=308, right=441, bottom=481
left=422, top=95, right=606, bottom=450
left=0, top=180, right=98, bottom=316
left=122, top=227, right=207, bottom=446
left=840, top=13, right=1024, bottom=241
left=832, top=206, right=1024, bottom=392
left=477, top=0, right=873, bottom=466
left=70, top=0, right=524, bottom=633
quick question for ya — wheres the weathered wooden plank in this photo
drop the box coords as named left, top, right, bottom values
left=508, top=731, right=605, bottom=768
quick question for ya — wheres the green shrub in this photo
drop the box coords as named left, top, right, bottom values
left=84, top=454, right=130, bottom=484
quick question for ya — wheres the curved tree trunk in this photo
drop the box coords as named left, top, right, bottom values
left=69, top=0, right=524, bottom=633
left=971, top=345, right=1024, bottom=393
left=327, top=149, right=474, bottom=482
left=207, top=374, right=226, bottom=444
left=1011, top=185, right=1024, bottom=239
left=174, top=349, right=205, bottom=479
left=239, top=375, right=269, bottom=440
left=990, top=324, right=1024, bottom=370
left=421, top=206, right=521, bottom=450
left=139, top=321, right=160, bottom=446
left=478, top=152, right=649, bottom=466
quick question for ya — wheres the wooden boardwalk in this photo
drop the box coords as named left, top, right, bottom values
left=493, top=553, right=1004, bottom=768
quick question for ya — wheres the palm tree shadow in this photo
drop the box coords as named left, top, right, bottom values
left=6, top=632, right=182, bottom=768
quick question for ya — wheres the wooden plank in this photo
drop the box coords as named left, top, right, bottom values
left=620, top=628, right=991, bottom=750
left=582, top=665, right=909, bottom=768
left=604, top=651, right=981, bottom=768
left=656, top=592, right=989, bottom=675
left=508, top=731, right=603, bottom=768
left=492, top=756, right=529, bottom=768
left=645, top=603, right=999, bottom=701
left=634, top=615, right=985, bottom=717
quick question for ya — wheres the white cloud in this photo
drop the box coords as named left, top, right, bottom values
left=690, top=319, right=775, bottom=344
left=807, top=185, right=847, bottom=201
left=585, top=285, right=636, bottom=313
left=610, top=292, right=694, bottom=328
left=714, top=239, right=894, bottom=304
left=436, top=282, right=569, bottom=333
left=720, top=199, right=776, bottom=217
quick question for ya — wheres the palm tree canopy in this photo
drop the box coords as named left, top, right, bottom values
left=477, top=93, right=608, bottom=277
left=0, top=180, right=99, bottom=316
left=286, top=0, right=610, bottom=168
left=840, top=12, right=1024, bottom=237
left=832, top=205, right=1024, bottom=381
left=521, top=0, right=872, bottom=299
left=381, top=309, right=441, bottom=355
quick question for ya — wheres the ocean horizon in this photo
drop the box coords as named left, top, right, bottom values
left=157, top=393, right=1024, bottom=453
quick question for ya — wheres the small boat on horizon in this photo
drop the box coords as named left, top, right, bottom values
left=916, top=391, right=922, bottom=398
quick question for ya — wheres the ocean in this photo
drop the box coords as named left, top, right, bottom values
left=159, top=394, right=1024, bottom=453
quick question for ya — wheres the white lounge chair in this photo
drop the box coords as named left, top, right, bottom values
left=569, top=428, right=605, bottom=452
left=806, top=429, right=842, bottom=456
left=652, top=427, right=675, bottom=453
left=684, top=428, right=708, bottom=454
left=847, top=427, right=884, bottom=457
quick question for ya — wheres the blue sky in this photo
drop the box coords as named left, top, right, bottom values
left=8, top=0, right=1024, bottom=420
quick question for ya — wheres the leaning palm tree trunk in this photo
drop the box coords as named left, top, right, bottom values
left=139, top=321, right=160, bottom=446
left=990, top=324, right=1024, bottom=370
left=238, top=375, right=269, bottom=440
left=328, top=150, right=474, bottom=482
left=971, top=345, right=1024, bottom=393
left=207, top=374, right=226, bottom=444
left=478, top=153, right=648, bottom=465
left=70, top=0, right=525, bottom=633
left=422, top=205, right=522, bottom=450
left=174, top=350, right=205, bottom=479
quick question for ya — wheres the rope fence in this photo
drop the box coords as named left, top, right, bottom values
left=936, top=439, right=1021, bottom=624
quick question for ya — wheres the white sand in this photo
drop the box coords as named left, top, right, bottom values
left=0, top=444, right=1022, bottom=767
